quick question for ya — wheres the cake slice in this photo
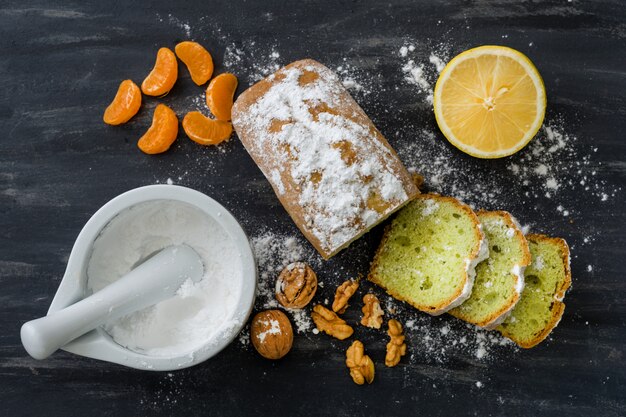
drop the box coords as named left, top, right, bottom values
left=497, top=234, right=571, bottom=348
left=368, top=194, right=489, bottom=315
left=231, top=59, right=419, bottom=259
left=448, top=211, right=531, bottom=328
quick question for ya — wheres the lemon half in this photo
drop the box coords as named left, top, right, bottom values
left=433, top=45, right=546, bottom=159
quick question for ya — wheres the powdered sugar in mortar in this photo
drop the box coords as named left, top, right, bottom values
left=87, top=200, right=243, bottom=356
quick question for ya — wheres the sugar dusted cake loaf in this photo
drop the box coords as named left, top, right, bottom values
left=497, top=234, right=571, bottom=348
left=448, top=211, right=531, bottom=329
left=232, top=59, right=419, bottom=259
left=368, top=194, right=489, bottom=315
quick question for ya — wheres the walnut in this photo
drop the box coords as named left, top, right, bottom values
left=275, top=262, right=317, bottom=309
left=250, top=310, right=293, bottom=360
left=345, top=340, right=375, bottom=385
left=385, top=319, right=407, bottom=367
left=332, top=278, right=359, bottom=314
left=361, top=294, right=384, bottom=329
left=311, top=305, right=353, bottom=340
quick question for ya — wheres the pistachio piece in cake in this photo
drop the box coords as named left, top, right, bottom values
left=497, top=234, right=571, bottom=348
left=449, top=211, right=531, bottom=329
left=368, top=194, right=488, bottom=316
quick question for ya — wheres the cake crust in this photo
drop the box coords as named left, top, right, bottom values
left=368, top=194, right=485, bottom=315
left=232, top=59, right=419, bottom=259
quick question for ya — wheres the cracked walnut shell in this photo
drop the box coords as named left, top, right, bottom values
left=385, top=319, right=407, bottom=367
left=311, top=305, right=353, bottom=340
left=332, top=278, right=359, bottom=314
left=250, top=310, right=293, bottom=360
left=346, top=340, right=375, bottom=385
left=361, top=294, right=384, bottom=329
left=275, top=262, right=317, bottom=309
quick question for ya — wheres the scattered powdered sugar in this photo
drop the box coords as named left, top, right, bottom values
left=256, top=319, right=282, bottom=342
left=394, top=121, right=619, bottom=236
left=223, top=41, right=283, bottom=82
left=399, top=42, right=452, bottom=105
left=335, top=60, right=374, bottom=96
left=401, top=310, right=516, bottom=363
left=428, top=54, right=446, bottom=73
left=401, top=60, right=433, bottom=104
left=156, top=13, right=192, bottom=37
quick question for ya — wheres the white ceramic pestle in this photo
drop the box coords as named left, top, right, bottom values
left=21, top=244, right=204, bottom=360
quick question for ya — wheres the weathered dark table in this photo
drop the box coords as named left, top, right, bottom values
left=1, top=1, right=625, bottom=416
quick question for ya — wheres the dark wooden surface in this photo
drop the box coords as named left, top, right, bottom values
left=1, top=1, right=625, bottom=416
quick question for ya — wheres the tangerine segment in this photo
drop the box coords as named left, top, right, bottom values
left=206, top=73, right=238, bottom=121
left=103, top=80, right=141, bottom=125
left=175, top=42, right=214, bottom=85
left=433, top=45, right=546, bottom=159
left=137, top=104, right=179, bottom=154
left=182, top=111, right=232, bottom=145
left=141, top=47, right=178, bottom=96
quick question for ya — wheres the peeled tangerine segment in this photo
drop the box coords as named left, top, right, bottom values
left=141, top=47, right=178, bottom=96
left=206, top=73, right=238, bottom=121
left=182, top=111, right=232, bottom=146
left=434, top=45, right=546, bottom=158
left=175, top=41, right=214, bottom=85
left=137, top=104, right=179, bottom=154
left=103, top=80, right=142, bottom=125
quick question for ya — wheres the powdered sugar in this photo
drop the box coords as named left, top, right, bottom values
left=223, top=42, right=282, bottom=82
left=402, top=311, right=516, bottom=363
left=256, top=319, right=282, bottom=342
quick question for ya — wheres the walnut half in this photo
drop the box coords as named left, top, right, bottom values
left=361, top=294, right=384, bottom=329
left=311, top=305, right=353, bottom=340
left=385, top=319, right=407, bottom=367
left=346, top=340, right=375, bottom=385
left=275, top=262, right=317, bottom=309
left=332, top=278, right=359, bottom=314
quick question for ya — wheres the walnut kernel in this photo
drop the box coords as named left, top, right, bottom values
left=385, top=319, right=407, bottom=367
left=250, top=310, right=293, bottom=360
left=361, top=294, right=384, bottom=329
left=346, top=340, right=375, bottom=385
left=332, top=278, right=359, bottom=314
left=311, top=305, right=353, bottom=340
left=275, top=262, right=317, bottom=309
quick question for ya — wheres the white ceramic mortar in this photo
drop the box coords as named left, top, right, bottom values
left=45, top=185, right=256, bottom=371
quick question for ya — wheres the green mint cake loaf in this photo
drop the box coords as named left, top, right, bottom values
left=497, top=234, right=571, bottom=348
left=448, top=211, right=531, bottom=328
left=368, top=194, right=489, bottom=315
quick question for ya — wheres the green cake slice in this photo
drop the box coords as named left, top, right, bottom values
left=448, top=211, right=531, bottom=329
left=368, top=194, right=488, bottom=315
left=497, top=234, right=572, bottom=348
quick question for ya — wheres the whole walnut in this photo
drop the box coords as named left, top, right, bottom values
left=250, top=310, right=293, bottom=360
